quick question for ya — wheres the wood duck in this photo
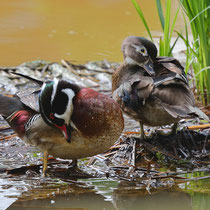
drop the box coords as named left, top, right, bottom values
left=112, top=36, right=208, bottom=138
left=0, top=73, right=124, bottom=175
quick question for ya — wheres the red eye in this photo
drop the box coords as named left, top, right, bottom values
left=49, top=113, right=55, bottom=120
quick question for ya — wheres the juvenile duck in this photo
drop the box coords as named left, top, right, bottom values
left=0, top=73, right=124, bottom=175
left=112, top=36, right=208, bottom=138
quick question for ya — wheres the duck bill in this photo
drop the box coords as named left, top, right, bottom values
left=55, top=124, right=72, bottom=143
left=143, top=59, right=155, bottom=76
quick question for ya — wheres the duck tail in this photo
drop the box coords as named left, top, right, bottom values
left=0, top=94, right=24, bottom=118
left=194, top=107, right=209, bottom=121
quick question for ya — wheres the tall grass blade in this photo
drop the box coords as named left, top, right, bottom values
left=163, top=0, right=171, bottom=55
left=132, top=0, right=180, bottom=57
left=168, top=2, right=181, bottom=52
left=156, top=0, right=165, bottom=31
left=180, top=0, right=210, bottom=104
left=168, top=36, right=179, bottom=56
left=131, top=0, right=153, bottom=41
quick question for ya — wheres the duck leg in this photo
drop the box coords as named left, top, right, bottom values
left=72, top=159, right=78, bottom=168
left=157, top=123, right=178, bottom=136
left=171, top=123, right=178, bottom=134
left=42, top=150, right=49, bottom=177
left=140, top=122, right=146, bottom=139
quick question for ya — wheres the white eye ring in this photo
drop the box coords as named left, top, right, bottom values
left=131, top=44, right=148, bottom=56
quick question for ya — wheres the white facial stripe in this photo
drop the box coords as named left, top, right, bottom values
left=51, top=78, right=59, bottom=105
left=54, top=88, right=75, bottom=124
left=41, top=83, right=46, bottom=92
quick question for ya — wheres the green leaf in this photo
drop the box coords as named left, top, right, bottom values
left=156, top=0, right=165, bottom=31
left=180, top=0, right=210, bottom=104
left=131, top=0, right=153, bottom=41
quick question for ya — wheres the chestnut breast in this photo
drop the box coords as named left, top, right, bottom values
left=71, top=88, right=123, bottom=136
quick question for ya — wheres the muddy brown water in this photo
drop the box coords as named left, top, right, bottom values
left=0, top=0, right=210, bottom=210
left=3, top=176, right=210, bottom=210
left=0, top=0, right=184, bottom=66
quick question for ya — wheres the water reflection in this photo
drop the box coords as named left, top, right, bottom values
left=9, top=193, right=116, bottom=210
left=7, top=181, right=193, bottom=210
left=4, top=176, right=209, bottom=210
left=8, top=178, right=117, bottom=210
left=191, top=193, right=210, bottom=210
left=112, top=186, right=192, bottom=210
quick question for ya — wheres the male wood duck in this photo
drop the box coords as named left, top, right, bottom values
left=112, top=36, right=208, bottom=138
left=0, top=73, right=124, bottom=175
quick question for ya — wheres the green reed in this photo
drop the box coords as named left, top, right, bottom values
left=179, top=0, right=210, bottom=105
left=132, top=0, right=210, bottom=105
left=131, top=0, right=180, bottom=56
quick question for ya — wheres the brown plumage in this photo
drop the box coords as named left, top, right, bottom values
left=112, top=36, right=208, bottom=138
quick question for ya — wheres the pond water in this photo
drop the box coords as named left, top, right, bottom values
left=0, top=0, right=183, bottom=66
left=4, top=175, right=210, bottom=210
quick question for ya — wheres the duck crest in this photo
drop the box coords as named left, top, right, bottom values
left=39, top=79, right=82, bottom=142
left=39, top=79, right=80, bottom=123
left=50, top=78, right=59, bottom=105
left=39, top=81, right=54, bottom=126
left=54, top=88, right=75, bottom=125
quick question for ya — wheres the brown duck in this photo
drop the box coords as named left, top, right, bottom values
left=112, top=36, right=208, bottom=138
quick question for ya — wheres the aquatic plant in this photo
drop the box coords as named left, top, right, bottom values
left=131, top=0, right=180, bottom=56
left=178, top=0, right=210, bottom=105
left=132, top=0, right=210, bottom=105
